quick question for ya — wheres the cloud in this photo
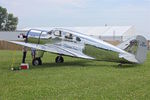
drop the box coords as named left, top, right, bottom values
left=46, top=0, right=87, bottom=8
left=0, top=0, right=149, bottom=33
left=0, top=0, right=89, bottom=27
left=0, top=0, right=87, bottom=9
left=0, top=0, right=88, bottom=17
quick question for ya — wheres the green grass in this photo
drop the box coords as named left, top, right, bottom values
left=0, top=50, right=150, bottom=100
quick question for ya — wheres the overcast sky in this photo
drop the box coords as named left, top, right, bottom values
left=0, top=0, right=150, bottom=33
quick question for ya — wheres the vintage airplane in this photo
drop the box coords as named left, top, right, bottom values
left=9, top=28, right=148, bottom=66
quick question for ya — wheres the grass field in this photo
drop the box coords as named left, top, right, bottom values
left=0, top=50, right=150, bottom=100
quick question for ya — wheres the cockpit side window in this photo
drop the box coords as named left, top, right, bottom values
left=40, top=31, right=52, bottom=39
left=41, top=32, right=47, bottom=36
left=53, top=30, right=61, bottom=37
left=48, top=31, right=52, bottom=35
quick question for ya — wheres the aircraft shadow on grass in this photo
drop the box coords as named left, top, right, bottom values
left=30, top=59, right=139, bottom=69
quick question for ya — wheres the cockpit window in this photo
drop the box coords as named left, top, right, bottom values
left=48, top=31, right=52, bottom=35
left=28, top=30, right=41, bottom=38
left=40, top=31, right=49, bottom=38
left=53, top=30, right=61, bottom=37
left=30, top=30, right=41, bottom=33
left=41, top=31, right=47, bottom=35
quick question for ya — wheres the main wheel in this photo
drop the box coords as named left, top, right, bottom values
left=32, top=58, right=42, bottom=66
left=55, top=56, right=64, bottom=63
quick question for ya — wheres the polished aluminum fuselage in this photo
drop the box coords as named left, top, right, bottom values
left=26, top=29, right=130, bottom=63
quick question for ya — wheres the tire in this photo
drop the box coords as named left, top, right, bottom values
left=55, top=56, right=64, bottom=63
left=32, top=58, right=42, bottom=66
left=38, top=58, right=42, bottom=65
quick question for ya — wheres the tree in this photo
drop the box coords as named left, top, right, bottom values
left=5, top=14, right=18, bottom=31
left=0, top=6, right=18, bottom=31
left=0, top=6, right=7, bottom=30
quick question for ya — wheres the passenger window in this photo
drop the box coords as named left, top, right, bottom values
left=65, top=33, right=73, bottom=39
left=76, top=37, right=81, bottom=42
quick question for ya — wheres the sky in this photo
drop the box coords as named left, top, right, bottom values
left=0, top=0, right=150, bottom=33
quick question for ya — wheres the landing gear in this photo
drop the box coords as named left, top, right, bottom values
left=32, top=57, right=42, bottom=66
left=55, top=56, right=64, bottom=63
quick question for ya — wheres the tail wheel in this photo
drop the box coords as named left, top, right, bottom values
left=55, top=56, right=64, bottom=63
left=32, top=58, right=42, bottom=66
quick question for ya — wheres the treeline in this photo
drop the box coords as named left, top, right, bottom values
left=0, top=6, right=18, bottom=31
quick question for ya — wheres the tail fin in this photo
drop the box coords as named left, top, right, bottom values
left=118, top=35, right=148, bottom=64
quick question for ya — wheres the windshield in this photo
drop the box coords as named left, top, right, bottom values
left=27, top=30, right=42, bottom=38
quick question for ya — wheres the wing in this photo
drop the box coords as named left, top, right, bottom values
left=9, top=41, right=94, bottom=60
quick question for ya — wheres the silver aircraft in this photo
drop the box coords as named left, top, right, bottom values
left=10, top=28, right=148, bottom=66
